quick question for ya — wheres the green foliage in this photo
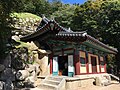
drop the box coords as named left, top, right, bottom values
left=107, top=54, right=116, bottom=69
left=12, top=0, right=60, bottom=17
left=72, top=0, right=120, bottom=70
left=0, top=0, right=14, bottom=59
left=0, top=0, right=120, bottom=69
left=72, top=0, right=120, bottom=44
left=51, top=4, right=76, bottom=28
left=0, top=0, right=62, bottom=59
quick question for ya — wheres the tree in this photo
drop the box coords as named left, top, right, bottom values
left=12, top=0, right=60, bottom=17
left=51, top=4, right=76, bottom=28
left=0, top=0, right=13, bottom=59
left=0, top=0, right=62, bottom=59
left=72, top=0, right=120, bottom=72
left=0, top=0, right=25, bottom=59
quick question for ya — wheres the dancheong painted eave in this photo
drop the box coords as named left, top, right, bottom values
left=20, top=17, right=118, bottom=54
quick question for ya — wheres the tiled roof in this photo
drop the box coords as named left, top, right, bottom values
left=20, top=17, right=118, bottom=54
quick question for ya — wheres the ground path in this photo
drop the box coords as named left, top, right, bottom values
left=75, top=81, right=120, bottom=90
left=77, top=84, right=120, bottom=90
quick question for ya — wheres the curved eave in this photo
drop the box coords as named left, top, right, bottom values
left=20, top=21, right=62, bottom=42
left=86, top=35, right=118, bottom=54
left=20, top=23, right=50, bottom=42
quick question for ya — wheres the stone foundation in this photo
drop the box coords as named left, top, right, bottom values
left=65, top=77, right=95, bottom=90
left=65, top=73, right=111, bottom=89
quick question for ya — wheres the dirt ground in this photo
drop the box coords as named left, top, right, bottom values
left=77, top=81, right=120, bottom=90
left=77, top=84, right=120, bottom=90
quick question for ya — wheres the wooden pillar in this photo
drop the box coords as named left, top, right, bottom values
left=62, top=48, right=64, bottom=56
left=86, top=51, right=89, bottom=74
left=104, top=56, right=107, bottom=73
left=50, top=53, right=53, bottom=74
left=74, top=49, right=80, bottom=75
left=98, top=55, right=101, bottom=73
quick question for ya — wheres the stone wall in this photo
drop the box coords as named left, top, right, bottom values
left=75, top=73, right=111, bottom=86
left=65, top=77, right=94, bottom=90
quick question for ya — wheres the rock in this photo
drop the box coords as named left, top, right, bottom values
left=0, top=64, right=5, bottom=72
left=38, top=49, right=47, bottom=54
left=0, top=68, right=16, bottom=81
left=25, top=76, right=37, bottom=88
left=16, top=70, right=29, bottom=80
left=11, top=48, right=27, bottom=70
left=34, top=79, right=41, bottom=87
left=26, top=64, right=36, bottom=73
left=0, top=81, right=4, bottom=90
left=16, top=81, right=24, bottom=88
left=12, top=35, right=20, bottom=41
left=4, top=79, right=14, bottom=90
left=33, top=63, right=40, bottom=75
left=24, top=81, right=34, bottom=88
left=26, top=76, right=36, bottom=83
left=40, top=56, right=49, bottom=75
left=24, top=71, right=37, bottom=88
left=95, top=74, right=111, bottom=86
left=26, top=41, right=38, bottom=51
left=3, top=54, right=11, bottom=68
left=12, top=59, right=26, bottom=70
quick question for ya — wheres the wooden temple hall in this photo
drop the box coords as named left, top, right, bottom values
left=21, top=17, right=118, bottom=77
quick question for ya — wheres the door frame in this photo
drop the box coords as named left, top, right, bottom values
left=91, top=56, right=97, bottom=73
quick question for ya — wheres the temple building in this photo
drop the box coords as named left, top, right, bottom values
left=21, top=17, right=117, bottom=77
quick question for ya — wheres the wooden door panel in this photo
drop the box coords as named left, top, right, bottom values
left=91, top=56, right=97, bottom=73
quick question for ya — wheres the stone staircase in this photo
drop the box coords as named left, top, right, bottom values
left=37, top=76, right=66, bottom=90
left=109, top=74, right=120, bottom=81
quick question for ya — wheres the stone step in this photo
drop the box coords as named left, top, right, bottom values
left=38, top=76, right=66, bottom=90
left=43, top=80, right=60, bottom=86
left=47, top=77, right=63, bottom=82
left=38, top=83, right=57, bottom=90
left=45, top=79, right=60, bottom=83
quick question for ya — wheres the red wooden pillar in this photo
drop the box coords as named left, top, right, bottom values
left=74, top=49, right=80, bottom=75
left=50, top=53, right=53, bottom=74
left=104, top=56, right=107, bottom=73
left=85, top=52, right=89, bottom=74
left=98, top=56, right=101, bottom=73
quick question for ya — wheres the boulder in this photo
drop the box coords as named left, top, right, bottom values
left=26, top=64, right=36, bottom=73
left=0, top=64, right=5, bottom=72
left=40, top=56, right=49, bottom=75
left=11, top=48, right=27, bottom=70
left=16, top=81, right=25, bottom=88
left=95, top=75, right=111, bottom=86
left=0, top=81, right=4, bottom=90
left=33, top=63, right=40, bottom=75
left=4, top=79, right=14, bottom=90
left=26, top=41, right=38, bottom=51
left=25, top=76, right=37, bottom=88
left=0, top=68, right=16, bottom=81
left=16, top=70, right=29, bottom=80
left=12, top=35, right=20, bottom=41
left=24, top=70, right=37, bottom=88
left=26, top=75, right=37, bottom=83
left=3, top=54, right=11, bottom=68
